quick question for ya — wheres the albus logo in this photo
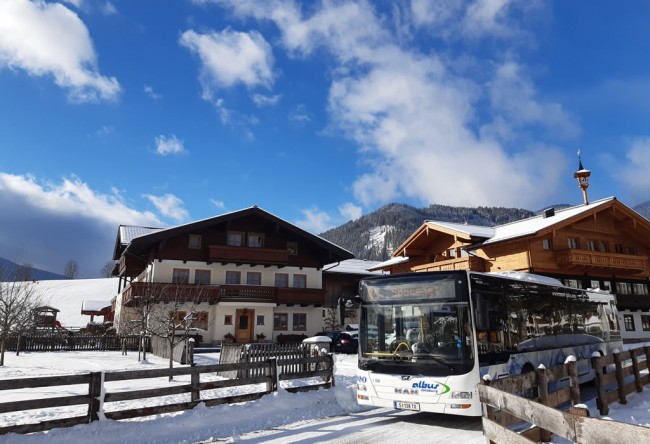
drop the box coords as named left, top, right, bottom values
left=411, top=380, right=450, bottom=395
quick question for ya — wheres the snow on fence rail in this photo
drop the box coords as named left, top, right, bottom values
left=0, top=354, right=334, bottom=436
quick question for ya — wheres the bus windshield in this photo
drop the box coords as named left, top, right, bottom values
left=358, top=272, right=475, bottom=376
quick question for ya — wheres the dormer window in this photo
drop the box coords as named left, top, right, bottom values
left=188, top=234, right=201, bottom=249
left=227, top=231, right=243, bottom=246
left=247, top=233, right=264, bottom=248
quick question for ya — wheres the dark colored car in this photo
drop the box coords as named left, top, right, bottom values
left=314, top=331, right=358, bottom=354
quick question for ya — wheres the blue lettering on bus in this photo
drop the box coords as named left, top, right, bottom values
left=411, top=380, right=450, bottom=395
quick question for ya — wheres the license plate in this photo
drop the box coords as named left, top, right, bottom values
left=394, top=401, right=420, bottom=411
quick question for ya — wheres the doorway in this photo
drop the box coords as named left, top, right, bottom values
left=235, top=309, right=254, bottom=343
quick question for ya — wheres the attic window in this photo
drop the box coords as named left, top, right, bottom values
left=188, top=234, right=201, bottom=249
left=287, top=241, right=298, bottom=255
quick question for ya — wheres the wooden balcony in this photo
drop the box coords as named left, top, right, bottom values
left=209, top=245, right=289, bottom=266
left=118, top=255, right=147, bottom=278
left=411, top=256, right=486, bottom=273
left=555, top=249, right=647, bottom=273
left=121, top=282, right=326, bottom=306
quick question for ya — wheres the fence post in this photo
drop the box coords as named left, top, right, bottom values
left=566, top=360, right=581, bottom=406
left=630, top=348, right=643, bottom=393
left=536, top=366, right=552, bottom=442
left=591, top=353, right=608, bottom=415
left=328, top=353, right=335, bottom=387
left=614, top=351, right=627, bottom=405
left=190, top=370, right=200, bottom=403
left=480, top=376, right=497, bottom=444
left=267, top=358, right=278, bottom=393
left=88, top=372, right=103, bottom=422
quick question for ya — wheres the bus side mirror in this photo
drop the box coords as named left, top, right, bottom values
left=474, top=293, right=489, bottom=331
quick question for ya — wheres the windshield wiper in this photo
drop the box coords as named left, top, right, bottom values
left=412, top=354, right=457, bottom=372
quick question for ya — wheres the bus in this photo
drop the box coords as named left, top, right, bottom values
left=355, top=270, right=621, bottom=416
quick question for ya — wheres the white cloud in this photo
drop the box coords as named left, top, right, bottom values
left=210, top=199, right=226, bottom=211
left=0, top=173, right=162, bottom=277
left=339, top=202, right=362, bottom=221
left=609, top=138, right=650, bottom=198
left=294, top=207, right=333, bottom=234
left=144, top=193, right=189, bottom=222
left=179, top=28, right=275, bottom=95
left=288, top=104, right=310, bottom=122
left=155, top=134, right=187, bottom=156
left=487, top=60, right=580, bottom=138
left=101, top=2, right=117, bottom=15
left=252, top=93, right=280, bottom=107
left=0, top=0, right=120, bottom=102
left=144, top=85, right=162, bottom=99
left=210, top=1, right=576, bottom=209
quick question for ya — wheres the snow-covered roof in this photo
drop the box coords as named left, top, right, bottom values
left=119, top=225, right=165, bottom=245
left=323, top=259, right=384, bottom=275
left=423, top=220, right=494, bottom=239
left=81, top=300, right=112, bottom=312
left=477, top=197, right=615, bottom=247
left=366, top=256, right=410, bottom=271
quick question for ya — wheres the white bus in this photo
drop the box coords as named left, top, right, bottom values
left=355, top=270, right=621, bottom=416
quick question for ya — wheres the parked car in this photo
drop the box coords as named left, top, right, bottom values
left=305, top=331, right=358, bottom=354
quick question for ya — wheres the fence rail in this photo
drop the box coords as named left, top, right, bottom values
left=480, top=346, right=650, bottom=443
left=4, top=334, right=147, bottom=352
left=0, top=351, right=334, bottom=436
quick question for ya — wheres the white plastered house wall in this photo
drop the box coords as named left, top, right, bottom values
left=119, top=259, right=325, bottom=344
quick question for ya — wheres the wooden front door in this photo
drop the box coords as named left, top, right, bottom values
left=235, top=309, right=254, bottom=343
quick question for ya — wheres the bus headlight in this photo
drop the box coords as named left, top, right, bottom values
left=357, top=384, right=367, bottom=391
left=450, top=391, right=472, bottom=399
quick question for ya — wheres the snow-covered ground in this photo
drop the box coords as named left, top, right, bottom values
left=0, top=348, right=649, bottom=443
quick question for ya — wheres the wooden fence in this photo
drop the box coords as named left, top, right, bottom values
left=4, top=334, right=147, bottom=352
left=591, top=345, right=650, bottom=415
left=0, top=353, right=335, bottom=436
left=480, top=349, right=650, bottom=443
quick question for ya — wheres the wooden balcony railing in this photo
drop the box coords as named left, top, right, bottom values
left=555, top=249, right=647, bottom=272
left=411, top=256, right=486, bottom=273
left=209, top=245, right=289, bottom=265
left=121, top=282, right=326, bottom=306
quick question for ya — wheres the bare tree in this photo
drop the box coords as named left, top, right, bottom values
left=100, top=261, right=116, bottom=278
left=117, top=281, right=210, bottom=377
left=16, top=262, right=34, bottom=282
left=63, top=260, right=79, bottom=279
left=323, top=308, right=342, bottom=331
left=0, top=264, right=42, bottom=366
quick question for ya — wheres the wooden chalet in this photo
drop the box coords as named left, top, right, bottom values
left=111, top=206, right=354, bottom=345
left=370, top=159, right=650, bottom=343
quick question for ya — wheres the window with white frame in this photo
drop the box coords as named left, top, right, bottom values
left=624, top=315, right=635, bottom=331
left=616, top=282, right=631, bottom=294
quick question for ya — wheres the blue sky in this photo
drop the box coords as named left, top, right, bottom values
left=1, top=0, right=650, bottom=278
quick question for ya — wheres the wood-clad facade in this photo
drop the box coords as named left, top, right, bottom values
left=111, top=206, right=354, bottom=345
left=371, top=197, right=650, bottom=342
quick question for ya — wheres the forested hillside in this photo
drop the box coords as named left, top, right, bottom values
left=320, top=200, right=650, bottom=261
left=319, top=203, right=535, bottom=261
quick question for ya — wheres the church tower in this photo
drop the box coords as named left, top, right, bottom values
left=573, top=150, right=591, bottom=205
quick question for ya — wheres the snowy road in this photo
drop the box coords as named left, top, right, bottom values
left=207, top=408, right=484, bottom=443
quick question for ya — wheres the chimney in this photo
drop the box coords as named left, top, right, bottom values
left=543, top=208, right=555, bottom=218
